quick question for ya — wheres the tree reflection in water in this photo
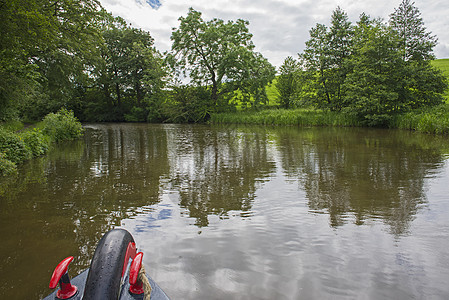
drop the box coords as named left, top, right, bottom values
left=1, top=123, right=448, bottom=299
left=275, top=127, right=448, bottom=235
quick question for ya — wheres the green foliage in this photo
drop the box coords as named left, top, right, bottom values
left=0, top=129, right=31, bottom=164
left=19, top=128, right=49, bottom=157
left=211, top=109, right=359, bottom=127
left=297, top=3, right=446, bottom=127
left=1, top=0, right=104, bottom=121
left=0, top=109, right=85, bottom=176
left=41, top=109, right=84, bottom=143
left=342, top=19, right=405, bottom=126
left=300, top=7, right=354, bottom=111
left=389, top=0, right=437, bottom=62
left=276, top=57, right=301, bottom=109
left=0, top=152, right=17, bottom=176
left=159, top=85, right=217, bottom=123
left=169, top=8, right=275, bottom=112
left=391, top=104, right=449, bottom=134
left=0, top=120, right=24, bottom=132
left=125, top=107, right=147, bottom=122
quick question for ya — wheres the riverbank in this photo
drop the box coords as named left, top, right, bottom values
left=0, top=109, right=84, bottom=176
left=210, top=104, right=449, bottom=135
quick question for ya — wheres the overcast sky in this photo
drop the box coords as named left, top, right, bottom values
left=99, top=0, right=449, bottom=68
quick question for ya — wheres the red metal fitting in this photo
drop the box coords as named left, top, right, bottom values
left=49, top=256, right=78, bottom=299
left=122, top=242, right=137, bottom=277
left=129, top=252, right=144, bottom=295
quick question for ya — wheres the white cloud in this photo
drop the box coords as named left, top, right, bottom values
left=100, top=0, right=449, bottom=67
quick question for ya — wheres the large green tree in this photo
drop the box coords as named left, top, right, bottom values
left=388, top=0, right=446, bottom=109
left=342, top=18, right=405, bottom=125
left=0, top=0, right=104, bottom=121
left=389, top=0, right=437, bottom=62
left=0, top=0, right=55, bottom=119
left=169, top=8, right=275, bottom=110
left=79, top=15, right=165, bottom=122
left=343, top=13, right=446, bottom=126
left=276, top=56, right=300, bottom=109
left=300, top=7, right=353, bottom=111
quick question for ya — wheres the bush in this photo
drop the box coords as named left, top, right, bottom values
left=0, top=129, right=32, bottom=164
left=0, top=152, right=17, bottom=176
left=41, top=108, right=84, bottom=142
left=20, top=128, right=49, bottom=157
left=124, top=107, right=147, bottom=122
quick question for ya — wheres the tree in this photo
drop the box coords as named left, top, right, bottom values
left=389, top=0, right=437, bottom=62
left=300, top=23, right=330, bottom=109
left=0, top=0, right=55, bottom=120
left=79, top=15, right=166, bottom=122
left=0, top=0, right=105, bottom=121
left=276, top=56, right=300, bottom=109
left=169, top=8, right=275, bottom=111
left=389, top=0, right=447, bottom=109
left=327, top=7, right=354, bottom=109
left=300, top=7, right=353, bottom=111
left=342, top=18, right=407, bottom=125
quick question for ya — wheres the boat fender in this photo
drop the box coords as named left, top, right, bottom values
left=82, top=229, right=136, bottom=300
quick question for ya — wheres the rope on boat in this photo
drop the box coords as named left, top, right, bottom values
left=139, top=264, right=152, bottom=300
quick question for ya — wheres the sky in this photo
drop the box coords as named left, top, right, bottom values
left=99, top=0, right=449, bottom=68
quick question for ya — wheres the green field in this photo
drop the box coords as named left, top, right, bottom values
left=432, top=58, right=449, bottom=101
left=432, top=59, right=449, bottom=77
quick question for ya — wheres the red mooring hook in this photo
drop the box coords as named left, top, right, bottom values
left=49, top=256, right=78, bottom=299
left=129, top=252, right=145, bottom=295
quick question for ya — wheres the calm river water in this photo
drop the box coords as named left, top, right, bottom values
left=1, top=124, right=449, bottom=299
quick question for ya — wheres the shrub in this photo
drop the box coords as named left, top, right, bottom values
left=0, top=152, right=17, bottom=176
left=0, top=129, right=32, bottom=164
left=41, top=108, right=84, bottom=142
left=124, top=107, right=147, bottom=122
left=20, top=128, right=49, bottom=157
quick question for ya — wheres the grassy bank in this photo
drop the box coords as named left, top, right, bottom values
left=210, top=104, right=449, bottom=135
left=0, top=109, right=84, bottom=176
left=391, top=104, right=449, bottom=134
left=210, top=109, right=360, bottom=126
left=212, top=59, right=449, bottom=134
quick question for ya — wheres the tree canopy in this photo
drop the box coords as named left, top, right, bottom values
left=0, top=1, right=447, bottom=126
left=168, top=8, right=275, bottom=112
left=298, top=2, right=447, bottom=125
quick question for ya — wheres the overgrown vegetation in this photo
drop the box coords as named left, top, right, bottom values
left=1, top=0, right=448, bottom=133
left=212, top=1, right=449, bottom=134
left=391, top=104, right=449, bottom=134
left=0, top=109, right=83, bottom=176
left=211, top=109, right=359, bottom=126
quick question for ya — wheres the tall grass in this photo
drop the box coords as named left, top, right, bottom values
left=211, top=105, right=449, bottom=135
left=391, top=104, right=449, bottom=135
left=210, top=108, right=360, bottom=127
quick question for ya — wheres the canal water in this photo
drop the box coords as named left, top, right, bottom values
left=1, top=123, right=449, bottom=299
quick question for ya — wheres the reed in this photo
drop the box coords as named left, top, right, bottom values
left=211, top=105, right=449, bottom=136
left=391, top=104, right=449, bottom=135
left=210, top=109, right=360, bottom=127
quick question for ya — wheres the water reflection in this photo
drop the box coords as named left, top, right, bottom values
left=165, top=125, right=276, bottom=226
left=275, top=127, right=447, bottom=235
left=1, top=124, right=448, bottom=299
left=0, top=124, right=170, bottom=299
